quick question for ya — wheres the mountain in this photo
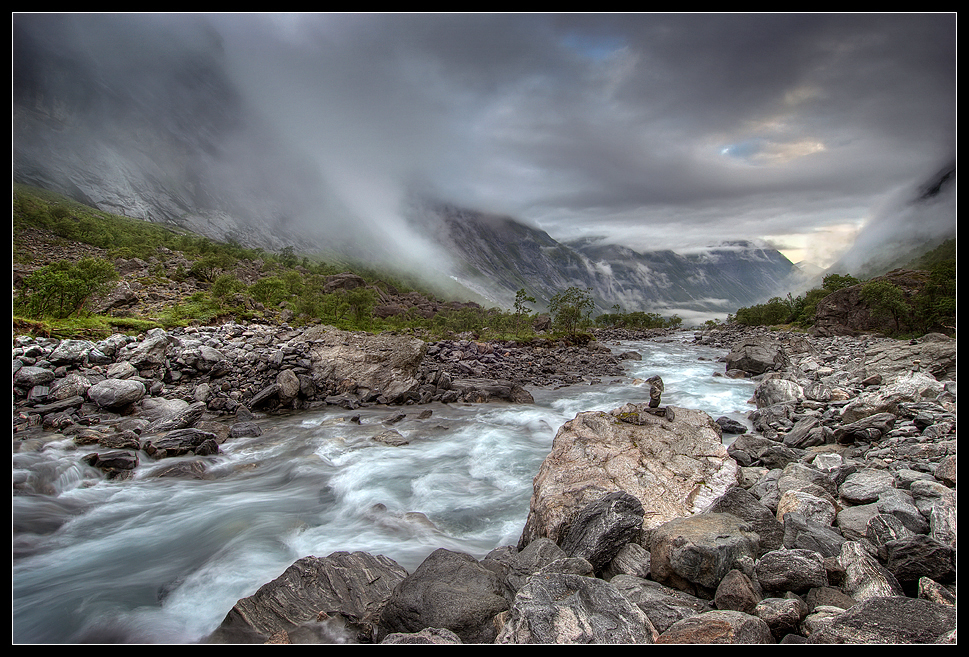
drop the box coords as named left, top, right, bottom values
left=13, top=15, right=798, bottom=323
left=409, top=203, right=797, bottom=320
left=12, top=15, right=332, bottom=253
left=824, top=161, right=956, bottom=280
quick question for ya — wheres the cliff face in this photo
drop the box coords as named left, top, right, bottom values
left=12, top=15, right=328, bottom=252
left=811, top=269, right=932, bottom=337
left=413, top=203, right=796, bottom=316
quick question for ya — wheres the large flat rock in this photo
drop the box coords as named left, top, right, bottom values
left=518, top=403, right=738, bottom=550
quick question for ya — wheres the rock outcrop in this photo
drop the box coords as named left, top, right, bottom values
left=518, top=403, right=738, bottom=549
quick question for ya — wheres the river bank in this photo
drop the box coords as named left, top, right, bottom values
left=12, top=324, right=957, bottom=643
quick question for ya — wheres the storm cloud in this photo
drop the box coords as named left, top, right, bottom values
left=14, top=13, right=956, bottom=270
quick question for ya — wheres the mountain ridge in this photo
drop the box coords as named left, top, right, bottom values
left=407, top=202, right=798, bottom=320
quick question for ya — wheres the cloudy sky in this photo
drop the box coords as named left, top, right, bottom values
left=20, top=13, right=958, bottom=269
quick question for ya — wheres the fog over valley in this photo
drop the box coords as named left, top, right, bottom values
left=12, top=13, right=956, bottom=317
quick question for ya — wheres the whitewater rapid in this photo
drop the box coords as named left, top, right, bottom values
left=12, top=334, right=755, bottom=644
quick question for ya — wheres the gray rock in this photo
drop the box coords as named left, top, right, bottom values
left=519, top=404, right=738, bottom=550
left=725, top=338, right=790, bottom=376
left=875, top=488, right=929, bottom=535
left=714, top=569, right=760, bottom=614
left=496, top=572, right=656, bottom=644
left=210, top=551, right=407, bottom=644
left=125, top=332, right=170, bottom=369
left=49, top=372, right=92, bottom=401
left=782, top=512, right=846, bottom=557
left=754, top=597, right=805, bottom=641
left=838, top=541, right=904, bottom=601
left=838, top=469, right=895, bottom=505
left=559, top=491, right=644, bottom=572
left=711, top=486, right=785, bottom=556
left=377, top=549, right=508, bottom=644
left=601, top=541, right=651, bottom=581
left=835, top=504, right=881, bottom=543
left=501, top=537, right=567, bottom=594
left=610, top=575, right=712, bottom=634
left=14, top=365, right=55, bottom=387
left=48, top=339, right=96, bottom=365
left=381, top=627, right=463, bottom=644
left=87, top=378, right=147, bottom=409
left=755, top=548, right=828, bottom=593
left=752, top=378, right=804, bottom=409
left=806, top=596, right=957, bottom=644
left=147, top=401, right=206, bottom=433
left=878, top=535, right=955, bottom=593
left=657, top=609, right=774, bottom=644
left=143, top=428, right=219, bottom=457
left=649, top=512, right=760, bottom=595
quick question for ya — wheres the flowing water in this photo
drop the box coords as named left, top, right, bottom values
left=12, top=334, right=756, bottom=644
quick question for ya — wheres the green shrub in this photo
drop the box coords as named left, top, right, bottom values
left=210, top=274, right=245, bottom=305
left=249, top=276, right=290, bottom=307
left=15, top=258, right=118, bottom=319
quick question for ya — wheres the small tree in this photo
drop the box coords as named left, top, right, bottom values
left=822, top=273, right=861, bottom=292
left=548, top=286, right=595, bottom=336
left=513, top=288, right=536, bottom=337
left=15, top=258, right=118, bottom=319
left=861, top=280, right=910, bottom=334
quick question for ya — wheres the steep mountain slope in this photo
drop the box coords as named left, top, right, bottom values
left=825, top=162, right=956, bottom=279
left=12, top=15, right=329, bottom=253
left=410, top=203, right=797, bottom=317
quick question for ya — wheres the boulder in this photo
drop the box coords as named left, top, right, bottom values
left=754, top=597, right=805, bottom=641
left=649, top=512, right=760, bottom=595
left=306, top=327, right=427, bottom=403
left=48, top=339, right=96, bottom=365
left=14, top=365, right=55, bottom=388
left=495, top=572, right=656, bottom=644
left=838, top=469, right=895, bottom=505
left=782, top=513, right=847, bottom=558
left=752, top=378, right=804, bottom=409
left=519, top=404, right=738, bottom=550
left=725, top=338, right=789, bottom=375
left=755, top=548, right=828, bottom=593
left=840, top=372, right=944, bottom=423
left=146, top=400, right=207, bottom=433
left=710, top=486, right=785, bottom=556
left=838, top=541, right=904, bottom=602
left=497, top=538, right=568, bottom=594
left=610, top=575, right=712, bottom=634
left=860, top=333, right=957, bottom=382
left=142, top=428, right=220, bottom=458
left=713, top=569, right=760, bottom=614
left=806, top=596, right=957, bottom=644
left=87, top=378, right=147, bottom=409
left=447, top=378, right=534, bottom=404
left=878, top=535, right=955, bottom=594
left=656, top=609, right=774, bottom=644
left=209, top=551, right=407, bottom=644
left=124, top=332, right=171, bottom=369
left=601, top=542, right=651, bottom=581
left=381, top=627, right=463, bottom=644
left=376, top=549, right=508, bottom=644
left=558, top=491, right=644, bottom=572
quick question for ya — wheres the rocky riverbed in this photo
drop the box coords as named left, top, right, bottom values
left=12, top=323, right=957, bottom=643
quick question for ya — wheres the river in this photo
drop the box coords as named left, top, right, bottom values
left=12, top=333, right=756, bottom=644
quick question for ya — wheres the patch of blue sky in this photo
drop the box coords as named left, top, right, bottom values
left=719, top=138, right=766, bottom=161
left=560, top=32, right=628, bottom=62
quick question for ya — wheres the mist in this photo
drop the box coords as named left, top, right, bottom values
left=13, top=13, right=956, bottom=293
